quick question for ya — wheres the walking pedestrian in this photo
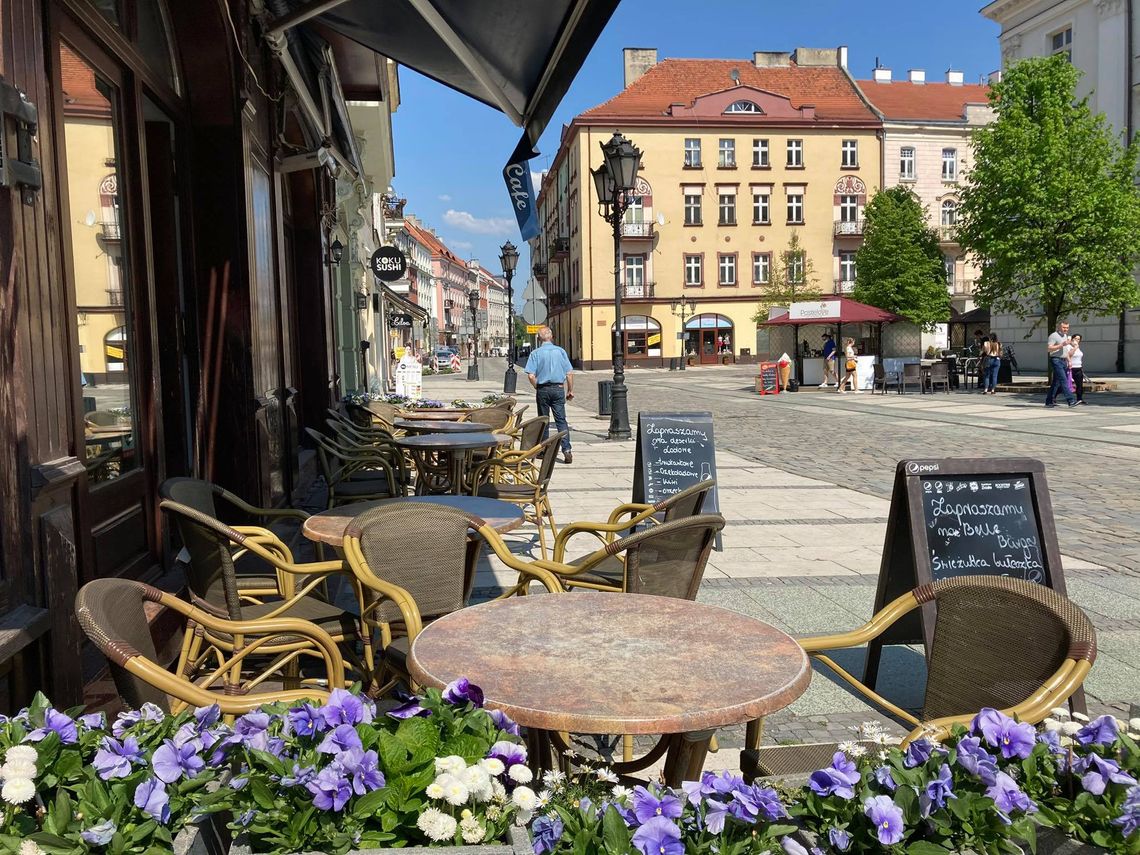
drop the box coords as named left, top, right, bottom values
left=1044, top=320, right=1077, bottom=408
left=1069, top=333, right=1086, bottom=404
left=821, top=333, right=837, bottom=387
left=837, top=338, right=859, bottom=394
left=982, top=332, right=1001, bottom=394
left=524, top=326, right=575, bottom=464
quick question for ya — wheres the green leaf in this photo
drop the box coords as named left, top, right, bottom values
left=376, top=730, right=409, bottom=776
left=250, top=778, right=278, bottom=811
left=906, top=843, right=952, bottom=855
left=351, top=787, right=388, bottom=820
left=601, top=805, right=631, bottom=854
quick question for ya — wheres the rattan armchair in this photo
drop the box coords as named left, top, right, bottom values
left=160, top=500, right=372, bottom=689
left=463, top=404, right=515, bottom=433
left=306, top=427, right=404, bottom=507
left=468, top=432, right=564, bottom=558
left=76, top=578, right=342, bottom=716
left=513, top=416, right=548, bottom=452
left=741, top=575, right=1097, bottom=781
left=328, top=409, right=400, bottom=443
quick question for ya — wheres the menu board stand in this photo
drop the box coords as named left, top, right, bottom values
left=756, top=362, right=781, bottom=395
left=866, top=458, right=1082, bottom=711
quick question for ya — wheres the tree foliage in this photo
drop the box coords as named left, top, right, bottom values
left=957, top=55, right=1140, bottom=332
left=852, top=186, right=949, bottom=329
left=751, top=231, right=822, bottom=323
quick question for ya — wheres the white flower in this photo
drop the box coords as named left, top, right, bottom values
left=542, top=769, right=566, bottom=789
left=511, top=785, right=539, bottom=811
left=514, top=808, right=533, bottom=826
left=1049, top=707, right=1071, bottom=721
left=859, top=721, right=886, bottom=739
left=19, top=842, right=45, bottom=855
left=459, top=814, right=485, bottom=844
left=491, top=780, right=507, bottom=802
left=425, top=782, right=445, bottom=800
left=1061, top=721, right=1083, bottom=736
left=463, top=766, right=494, bottom=802
left=1, top=760, right=36, bottom=781
left=480, top=757, right=506, bottom=776
left=508, top=764, right=533, bottom=784
left=1060, top=735, right=1075, bottom=748
left=595, top=767, right=619, bottom=783
left=443, top=779, right=470, bottom=806
left=1129, top=717, right=1140, bottom=733
left=1071, top=712, right=1090, bottom=722
left=434, top=755, right=467, bottom=776
left=1043, top=719, right=1063, bottom=733
left=837, top=741, right=866, bottom=758
left=4, top=747, right=36, bottom=766
left=486, top=804, right=503, bottom=821
left=536, top=790, right=551, bottom=807
left=417, top=807, right=458, bottom=842
left=611, top=785, right=631, bottom=802
left=2, top=777, right=35, bottom=805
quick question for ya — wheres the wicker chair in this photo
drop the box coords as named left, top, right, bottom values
left=159, top=499, right=372, bottom=688
left=341, top=504, right=484, bottom=691
left=873, top=363, right=901, bottom=395
left=928, top=362, right=951, bottom=393
left=741, top=576, right=1097, bottom=781
left=463, top=404, right=515, bottom=433
left=514, top=416, right=548, bottom=452
left=76, top=578, right=343, bottom=715
left=328, top=409, right=400, bottom=444
left=305, top=427, right=403, bottom=507
left=469, top=432, right=564, bottom=558
left=900, top=362, right=923, bottom=394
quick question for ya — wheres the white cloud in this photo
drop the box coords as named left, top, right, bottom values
left=438, top=194, right=452, bottom=202
left=443, top=209, right=516, bottom=236
left=447, top=238, right=474, bottom=252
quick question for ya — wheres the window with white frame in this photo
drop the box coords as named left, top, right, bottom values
left=786, top=251, right=804, bottom=283
left=684, top=190, right=702, bottom=225
left=1051, top=27, right=1072, bottom=61
left=943, top=254, right=956, bottom=284
left=684, top=254, right=702, bottom=286
left=718, top=138, right=736, bottom=168
left=841, top=139, right=858, bottom=168
left=624, top=195, right=644, bottom=223
left=718, top=189, right=737, bottom=225
left=839, top=251, right=856, bottom=287
left=684, top=138, right=701, bottom=167
left=942, top=148, right=957, bottom=181
left=624, top=255, right=645, bottom=287
left=752, top=189, right=770, bottom=224
left=718, top=253, right=737, bottom=286
left=725, top=100, right=761, bottom=114
left=752, top=138, right=769, bottom=167
left=787, top=139, right=803, bottom=167
left=941, top=199, right=958, bottom=226
left=839, top=194, right=858, bottom=223
left=786, top=192, right=804, bottom=224
left=752, top=252, right=771, bottom=285
left=900, top=147, right=916, bottom=180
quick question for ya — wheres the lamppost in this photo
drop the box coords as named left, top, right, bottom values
left=499, top=240, right=519, bottom=393
left=670, top=298, right=696, bottom=371
left=467, top=288, right=480, bottom=381
left=592, top=130, right=643, bottom=441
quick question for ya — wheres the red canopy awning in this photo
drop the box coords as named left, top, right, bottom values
left=760, top=296, right=903, bottom=326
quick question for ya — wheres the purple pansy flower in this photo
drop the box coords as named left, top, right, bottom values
left=79, top=712, right=106, bottom=731
left=986, top=771, right=1035, bottom=820
left=81, top=820, right=116, bottom=845
left=386, top=697, right=430, bottom=720
left=704, top=799, right=730, bottom=834
left=194, top=704, right=221, bottom=729
left=487, top=740, right=527, bottom=768
left=904, top=737, right=935, bottom=768
left=972, top=708, right=1036, bottom=759
left=828, top=828, right=852, bottom=852
left=922, top=764, right=956, bottom=815
left=443, top=677, right=484, bottom=708
left=863, top=795, right=905, bottom=846
left=531, top=815, right=564, bottom=854
left=229, top=711, right=271, bottom=752
left=134, top=778, right=171, bottom=824
left=874, top=766, right=897, bottom=792
left=956, top=736, right=999, bottom=784
left=338, top=748, right=385, bottom=795
left=1077, top=754, right=1136, bottom=795
left=317, top=723, right=363, bottom=755
left=28, top=708, right=78, bottom=744
left=281, top=763, right=316, bottom=788
left=490, top=708, right=520, bottom=736
left=306, top=764, right=352, bottom=811
left=93, top=736, right=144, bottom=780
left=730, top=784, right=787, bottom=822
left=320, top=689, right=373, bottom=727
left=287, top=702, right=327, bottom=737
left=808, top=752, right=861, bottom=800
left=1037, top=729, right=1065, bottom=757
left=1075, top=715, right=1119, bottom=747
left=1112, top=785, right=1140, bottom=838
left=153, top=738, right=206, bottom=783
left=631, top=816, right=684, bottom=855
left=632, top=786, right=683, bottom=824
left=780, top=836, right=809, bottom=855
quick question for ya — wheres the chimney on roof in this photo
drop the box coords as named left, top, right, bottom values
left=872, top=67, right=892, bottom=83
left=837, top=45, right=848, bottom=69
left=792, top=47, right=839, bottom=67
left=753, top=51, right=791, bottom=67
left=908, top=69, right=926, bottom=84
left=946, top=68, right=964, bottom=85
left=623, top=48, right=657, bottom=88
left=988, top=69, right=1003, bottom=84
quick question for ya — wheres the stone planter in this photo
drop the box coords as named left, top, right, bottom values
left=175, top=817, right=532, bottom=855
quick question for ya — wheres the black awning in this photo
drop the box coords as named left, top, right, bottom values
left=276, top=0, right=619, bottom=144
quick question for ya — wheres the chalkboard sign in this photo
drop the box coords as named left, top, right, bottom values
left=757, top=362, right=780, bottom=395
left=632, top=413, right=721, bottom=546
left=865, top=458, right=1071, bottom=696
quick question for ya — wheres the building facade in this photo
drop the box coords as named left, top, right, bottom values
left=395, top=217, right=438, bottom=352
left=485, top=274, right=510, bottom=353
left=981, top=0, right=1140, bottom=371
left=532, top=47, right=882, bottom=369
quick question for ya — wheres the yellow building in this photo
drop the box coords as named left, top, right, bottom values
left=533, top=47, right=882, bottom=368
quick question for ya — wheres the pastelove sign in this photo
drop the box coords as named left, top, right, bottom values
left=633, top=412, right=721, bottom=548
left=370, top=246, right=407, bottom=282
left=788, top=300, right=840, bottom=321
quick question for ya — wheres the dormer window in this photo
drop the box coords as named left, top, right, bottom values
left=725, top=100, right=762, bottom=114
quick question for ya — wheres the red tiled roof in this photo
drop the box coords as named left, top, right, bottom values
left=579, top=59, right=877, bottom=123
left=857, top=81, right=991, bottom=121
left=405, top=219, right=465, bottom=266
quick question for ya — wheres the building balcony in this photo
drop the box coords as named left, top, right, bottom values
left=939, top=225, right=959, bottom=244
left=533, top=262, right=547, bottom=278
left=948, top=279, right=976, bottom=296
left=548, top=291, right=568, bottom=308
left=621, top=281, right=655, bottom=299
left=100, top=220, right=121, bottom=241
left=551, top=236, right=570, bottom=257
left=833, top=219, right=864, bottom=237
left=106, top=288, right=124, bottom=306
left=621, top=221, right=655, bottom=240
left=835, top=279, right=856, bottom=294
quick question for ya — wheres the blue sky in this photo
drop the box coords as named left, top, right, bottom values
left=390, top=0, right=1001, bottom=297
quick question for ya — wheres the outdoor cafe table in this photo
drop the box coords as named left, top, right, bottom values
left=397, top=432, right=511, bottom=495
left=408, top=593, right=811, bottom=787
left=302, top=495, right=525, bottom=548
left=396, top=409, right=471, bottom=421
left=393, top=419, right=483, bottom=435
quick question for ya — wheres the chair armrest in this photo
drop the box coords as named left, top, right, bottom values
left=795, top=590, right=921, bottom=652
left=606, top=502, right=654, bottom=525
left=220, top=489, right=310, bottom=521
left=342, top=541, right=425, bottom=640
left=551, top=507, right=660, bottom=562
left=473, top=526, right=564, bottom=593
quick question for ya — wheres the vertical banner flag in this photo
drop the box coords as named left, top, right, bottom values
left=504, top=133, right=539, bottom=241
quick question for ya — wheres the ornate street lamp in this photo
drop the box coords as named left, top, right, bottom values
left=467, top=288, right=480, bottom=381
left=499, top=240, right=520, bottom=393
left=593, top=130, right=642, bottom=441
left=670, top=298, right=697, bottom=371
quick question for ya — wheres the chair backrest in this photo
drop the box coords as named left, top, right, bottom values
left=159, top=500, right=245, bottom=619
left=873, top=363, right=885, bottom=380
left=921, top=576, right=1097, bottom=720
left=464, top=406, right=513, bottom=431
left=902, top=363, right=921, bottom=380
left=159, top=476, right=221, bottom=517
left=930, top=363, right=949, bottom=380
left=364, top=400, right=399, bottom=423
left=535, top=432, right=566, bottom=488
left=658, top=479, right=715, bottom=523
left=345, top=503, right=476, bottom=622
left=76, top=578, right=171, bottom=710
left=612, top=514, right=726, bottom=599
left=344, top=402, right=374, bottom=427
left=516, top=417, right=548, bottom=451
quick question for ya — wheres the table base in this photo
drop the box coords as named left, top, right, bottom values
left=529, top=727, right=716, bottom=788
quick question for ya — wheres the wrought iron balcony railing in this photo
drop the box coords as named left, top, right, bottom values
left=621, top=281, right=655, bottom=299
left=621, top=221, right=655, bottom=239
left=833, top=219, right=864, bottom=237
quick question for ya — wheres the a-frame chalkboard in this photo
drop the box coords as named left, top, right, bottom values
left=865, top=458, right=1078, bottom=708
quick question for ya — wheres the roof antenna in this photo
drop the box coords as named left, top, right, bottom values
left=874, top=56, right=882, bottom=69
left=730, top=67, right=740, bottom=84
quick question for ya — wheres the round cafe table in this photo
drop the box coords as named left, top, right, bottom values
left=397, top=432, right=511, bottom=495
left=303, top=495, right=525, bottom=548
left=408, top=593, right=811, bottom=786
left=397, top=409, right=471, bottom=421
left=393, top=419, right=482, bottom=435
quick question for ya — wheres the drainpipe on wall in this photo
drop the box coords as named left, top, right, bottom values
left=1119, top=0, right=1135, bottom=373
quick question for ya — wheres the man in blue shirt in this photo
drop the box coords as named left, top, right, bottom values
left=821, top=333, right=837, bottom=387
left=524, top=326, right=575, bottom=463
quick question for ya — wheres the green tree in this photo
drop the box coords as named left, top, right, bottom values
left=751, top=231, right=822, bottom=323
left=957, top=55, right=1140, bottom=334
left=852, top=186, right=949, bottom=329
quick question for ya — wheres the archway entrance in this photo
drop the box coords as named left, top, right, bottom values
left=685, top=314, right=734, bottom=364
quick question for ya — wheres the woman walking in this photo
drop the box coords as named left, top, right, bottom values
left=982, top=332, right=1001, bottom=394
left=1069, top=333, right=1086, bottom=404
left=837, top=338, right=859, bottom=393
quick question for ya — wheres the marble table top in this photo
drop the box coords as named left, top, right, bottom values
left=302, top=495, right=524, bottom=546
